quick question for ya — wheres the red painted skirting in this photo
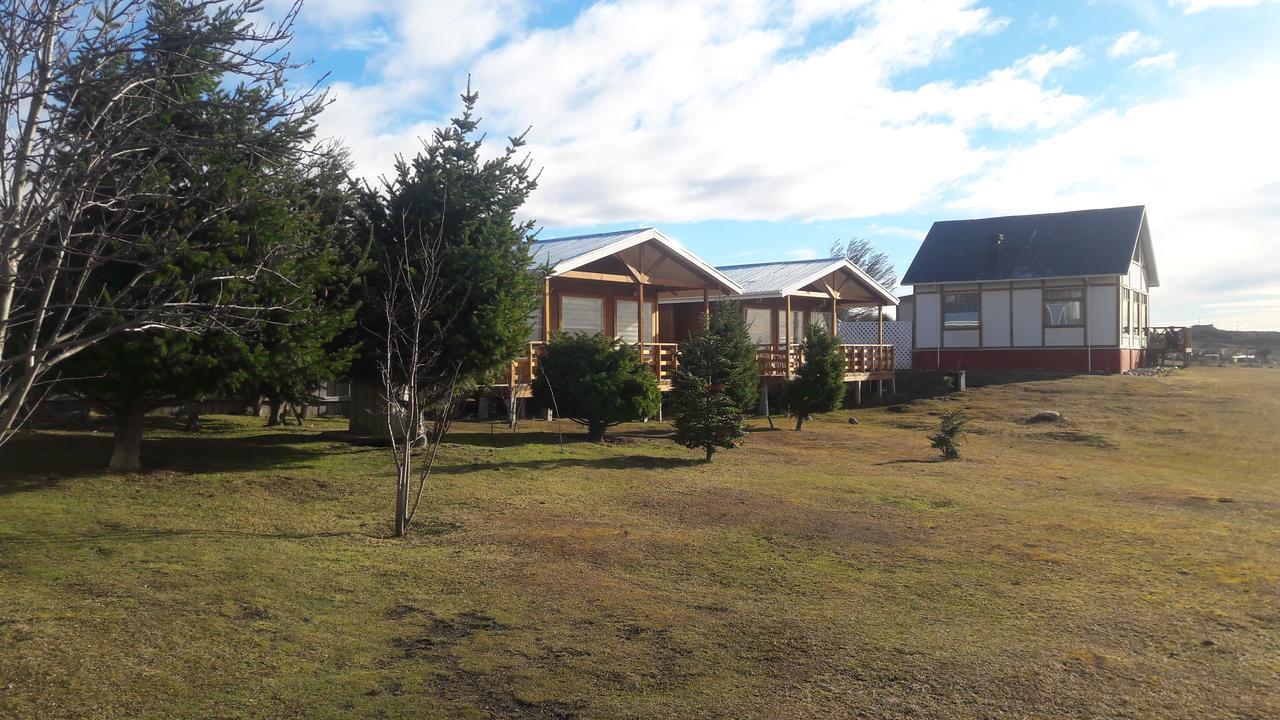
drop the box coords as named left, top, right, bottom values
left=912, top=348, right=1146, bottom=374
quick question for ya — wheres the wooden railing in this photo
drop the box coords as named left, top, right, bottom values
left=496, top=340, right=680, bottom=388
left=757, top=343, right=895, bottom=378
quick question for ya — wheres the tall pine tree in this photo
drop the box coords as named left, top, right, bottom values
left=706, top=300, right=761, bottom=414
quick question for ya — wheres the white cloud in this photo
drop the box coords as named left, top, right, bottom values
left=1108, top=30, right=1162, bottom=58
left=788, top=247, right=820, bottom=260
left=1130, top=51, right=1178, bottom=70
left=1170, top=0, right=1277, bottom=13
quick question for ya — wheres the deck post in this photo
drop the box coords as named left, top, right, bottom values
left=831, top=297, right=838, bottom=338
left=855, top=380, right=862, bottom=405
left=703, top=287, right=710, bottom=317
left=785, top=295, right=793, bottom=377
left=543, top=278, right=551, bottom=342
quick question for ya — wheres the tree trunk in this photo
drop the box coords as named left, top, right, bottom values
left=110, top=409, right=145, bottom=472
left=394, top=443, right=410, bottom=538
left=266, top=398, right=284, bottom=426
left=794, top=414, right=804, bottom=431
left=184, top=409, right=200, bottom=431
left=587, top=420, right=608, bottom=442
left=705, top=445, right=714, bottom=462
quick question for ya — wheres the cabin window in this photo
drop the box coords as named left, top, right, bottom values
left=1044, top=288, right=1084, bottom=328
left=791, top=310, right=805, bottom=343
left=526, top=307, right=543, bottom=343
left=561, top=296, right=603, bottom=335
left=614, top=300, right=654, bottom=343
left=811, top=312, right=830, bottom=334
left=1122, top=288, right=1132, bottom=334
left=942, top=292, right=980, bottom=330
left=745, top=308, right=772, bottom=345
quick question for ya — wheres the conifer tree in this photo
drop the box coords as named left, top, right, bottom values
left=706, top=300, right=761, bottom=414
left=532, top=333, right=660, bottom=442
left=671, top=316, right=747, bottom=461
left=784, top=324, right=846, bottom=431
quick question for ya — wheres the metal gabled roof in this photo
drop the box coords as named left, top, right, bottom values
left=902, top=206, right=1158, bottom=285
left=716, top=257, right=898, bottom=305
left=530, top=228, right=742, bottom=292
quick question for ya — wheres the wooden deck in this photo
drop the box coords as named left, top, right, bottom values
left=490, top=341, right=894, bottom=398
left=756, top=343, right=895, bottom=383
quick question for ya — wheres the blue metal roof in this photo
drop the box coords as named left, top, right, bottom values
left=717, top=258, right=844, bottom=295
left=530, top=228, right=650, bottom=269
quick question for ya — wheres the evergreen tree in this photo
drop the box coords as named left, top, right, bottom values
left=532, top=333, right=661, bottom=442
left=707, top=300, right=761, bottom=414
left=356, top=84, right=540, bottom=404
left=671, top=316, right=747, bottom=461
left=240, top=148, right=367, bottom=426
left=784, top=324, right=846, bottom=430
left=56, top=1, right=335, bottom=470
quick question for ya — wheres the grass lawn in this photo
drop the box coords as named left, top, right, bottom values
left=2, top=367, right=1278, bottom=719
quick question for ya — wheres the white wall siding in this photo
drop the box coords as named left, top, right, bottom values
left=916, top=293, right=940, bottom=347
left=1087, top=284, right=1118, bottom=346
left=944, top=329, right=981, bottom=347
left=981, top=290, right=1011, bottom=347
left=1012, top=288, right=1042, bottom=346
left=1127, top=261, right=1147, bottom=292
left=1045, top=327, right=1085, bottom=346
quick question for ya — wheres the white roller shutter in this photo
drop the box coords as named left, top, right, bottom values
left=561, top=296, right=603, bottom=335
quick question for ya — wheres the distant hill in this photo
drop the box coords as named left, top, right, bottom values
left=1191, top=325, right=1280, bottom=355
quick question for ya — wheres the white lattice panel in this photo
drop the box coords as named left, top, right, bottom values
left=838, top=321, right=913, bottom=369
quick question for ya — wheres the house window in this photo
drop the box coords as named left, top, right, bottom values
left=942, top=292, right=980, bottom=330
left=811, top=312, right=830, bottom=334
left=1043, top=288, right=1084, bottom=328
left=1122, top=288, right=1132, bottom=334
left=614, top=300, right=654, bottom=343
left=561, top=296, right=603, bottom=335
left=745, top=308, right=772, bottom=345
left=791, top=310, right=805, bottom=343
left=527, top=307, right=543, bottom=342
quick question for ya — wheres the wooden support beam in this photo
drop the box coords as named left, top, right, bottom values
left=702, top=287, right=710, bottom=318
left=543, top=278, right=551, bottom=342
left=559, top=270, right=635, bottom=284
left=831, top=296, right=838, bottom=336
left=785, top=294, right=793, bottom=377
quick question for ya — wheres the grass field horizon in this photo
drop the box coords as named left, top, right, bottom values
left=2, top=367, right=1277, bottom=719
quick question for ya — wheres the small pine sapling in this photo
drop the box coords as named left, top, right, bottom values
left=929, top=409, right=969, bottom=459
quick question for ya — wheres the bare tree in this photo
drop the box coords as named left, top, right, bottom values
left=0, top=0, right=326, bottom=446
left=829, top=237, right=897, bottom=321
left=379, top=214, right=465, bottom=538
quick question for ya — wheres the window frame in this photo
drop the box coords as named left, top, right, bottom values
left=1042, top=287, right=1085, bottom=329
left=942, top=291, right=981, bottom=331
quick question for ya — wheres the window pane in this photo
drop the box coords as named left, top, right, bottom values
left=1044, top=288, right=1083, bottom=327
left=615, top=300, right=654, bottom=343
left=527, top=307, right=543, bottom=342
left=791, top=311, right=804, bottom=343
left=562, top=296, right=603, bottom=335
left=745, top=308, right=772, bottom=345
left=943, top=292, right=980, bottom=329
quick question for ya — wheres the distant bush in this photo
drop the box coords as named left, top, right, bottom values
left=929, top=410, right=968, bottom=460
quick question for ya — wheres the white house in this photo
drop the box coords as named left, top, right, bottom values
left=898, top=206, right=1158, bottom=373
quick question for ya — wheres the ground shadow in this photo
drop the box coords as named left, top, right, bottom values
left=0, top=426, right=337, bottom=491
left=437, top=454, right=703, bottom=476
left=874, top=458, right=947, bottom=466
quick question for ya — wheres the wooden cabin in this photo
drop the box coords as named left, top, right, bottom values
left=660, top=257, right=900, bottom=403
left=899, top=206, right=1161, bottom=373
left=492, top=228, right=742, bottom=399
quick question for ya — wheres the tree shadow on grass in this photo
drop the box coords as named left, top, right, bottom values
left=1, top=520, right=461, bottom=548
left=437, top=454, right=703, bottom=476
left=873, top=458, right=948, bottom=465
left=0, top=429, right=336, bottom=492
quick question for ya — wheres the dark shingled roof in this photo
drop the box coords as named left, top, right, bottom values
left=903, top=206, right=1153, bottom=284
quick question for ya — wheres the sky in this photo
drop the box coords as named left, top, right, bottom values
left=280, top=0, right=1280, bottom=329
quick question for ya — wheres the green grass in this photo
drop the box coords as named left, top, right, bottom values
left=2, top=367, right=1278, bottom=719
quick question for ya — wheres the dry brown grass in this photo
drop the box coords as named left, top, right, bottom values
left=1, top=367, right=1277, bottom=719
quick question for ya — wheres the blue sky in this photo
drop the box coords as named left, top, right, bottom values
left=283, top=0, right=1280, bottom=328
